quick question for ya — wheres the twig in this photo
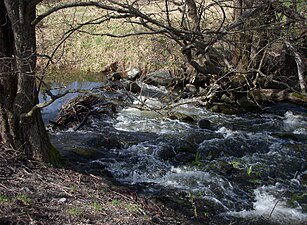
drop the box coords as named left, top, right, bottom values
left=269, top=199, right=280, bottom=218
left=73, top=110, right=93, bottom=131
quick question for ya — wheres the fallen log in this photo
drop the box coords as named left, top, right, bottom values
left=250, top=89, right=307, bottom=107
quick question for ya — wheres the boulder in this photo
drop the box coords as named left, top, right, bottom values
left=127, top=68, right=141, bottom=80
left=193, top=73, right=210, bottom=87
left=145, top=69, right=176, bottom=87
left=299, top=171, right=307, bottom=185
left=173, top=152, right=195, bottom=164
left=221, top=94, right=234, bottom=104
left=237, top=96, right=257, bottom=109
left=209, top=104, right=243, bottom=114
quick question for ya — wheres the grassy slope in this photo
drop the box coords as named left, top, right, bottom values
left=36, top=1, right=185, bottom=83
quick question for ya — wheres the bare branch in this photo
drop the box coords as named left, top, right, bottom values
left=21, top=88, right=126, bottom=119
left=33, top=0, right=307, bottom=109
left=32, top=1, right=129, bottom=25
left=272, top=1, right=306, bottom=22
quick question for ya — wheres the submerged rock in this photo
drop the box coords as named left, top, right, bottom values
left=169, top=112, right=196, bottom=123
left=198, top=119, right=211, bottom=129
left=86, top=136, right=123, bottom=149
left=72, top=148, right=103, bottom=160
left=156, top=146, right=176, bottom=160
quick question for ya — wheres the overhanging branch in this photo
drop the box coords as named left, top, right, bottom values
left=21, top=88, right=126, bottom=119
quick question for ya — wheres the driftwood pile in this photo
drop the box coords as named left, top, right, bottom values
left=51, top=95, right=116, bottom=130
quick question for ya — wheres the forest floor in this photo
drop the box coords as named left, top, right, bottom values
left=0, top=145, right=194, bottom=225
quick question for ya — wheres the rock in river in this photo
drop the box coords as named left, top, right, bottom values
left=145, top=69, right=176, bottom=87
left=198, top=119, right=211, bottom=129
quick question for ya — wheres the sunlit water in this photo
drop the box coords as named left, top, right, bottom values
left=42, top=82, right=307, bottom=224
left=231, top=185, right=307, bottom=224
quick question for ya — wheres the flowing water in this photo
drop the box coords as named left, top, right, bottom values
left=42, top=82, right=307, bottom=224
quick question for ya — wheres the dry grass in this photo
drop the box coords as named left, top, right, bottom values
left=36, top=1, right=185, bottom=82
left=36, top=0, right=307, bottom=85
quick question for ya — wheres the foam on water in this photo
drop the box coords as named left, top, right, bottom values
left=99, top=142, right=173, bottom=183
left=231, top=185, right=307, bottom=224
left=154, top=166, right=212, bottom=190
left=45, top=82, right=307, bottom=224
left=216, top=127, right=240, bottom=138
left=133, top=96, right=164, bottom=108
left=115, top=108, right=192, bottom=134
left=149, top=166, right=238, bottom=206
left=283, top=111, right=307, bottom=134
left=103, top=142, right=235, bottom=200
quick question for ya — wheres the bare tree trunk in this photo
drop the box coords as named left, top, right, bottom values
left=0, top=0, right=51, bottom=161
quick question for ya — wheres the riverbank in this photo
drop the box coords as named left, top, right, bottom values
left=36, top=1, right=184, bottom=78
left=37, top=1, right=306, bottom=110
left=0, top=144, right=194, bottom=225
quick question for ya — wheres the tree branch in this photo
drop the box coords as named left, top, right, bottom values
left=21, top=88, right=126, bottom=119
left=32, top=1, right=129, bottom=25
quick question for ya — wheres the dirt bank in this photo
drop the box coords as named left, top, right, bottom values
left=0, top=145, right=194, bottom=225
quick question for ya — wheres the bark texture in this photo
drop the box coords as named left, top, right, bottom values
left=0, top=0, right=51, bottom=161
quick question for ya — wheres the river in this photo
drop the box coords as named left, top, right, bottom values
left=41, top=81, right=307, bottom=224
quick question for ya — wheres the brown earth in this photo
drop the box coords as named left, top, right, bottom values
left=0, top=145, right=195, bottom=225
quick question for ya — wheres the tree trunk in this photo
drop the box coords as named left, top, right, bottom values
left=0, top=0, right=51, bottom=161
